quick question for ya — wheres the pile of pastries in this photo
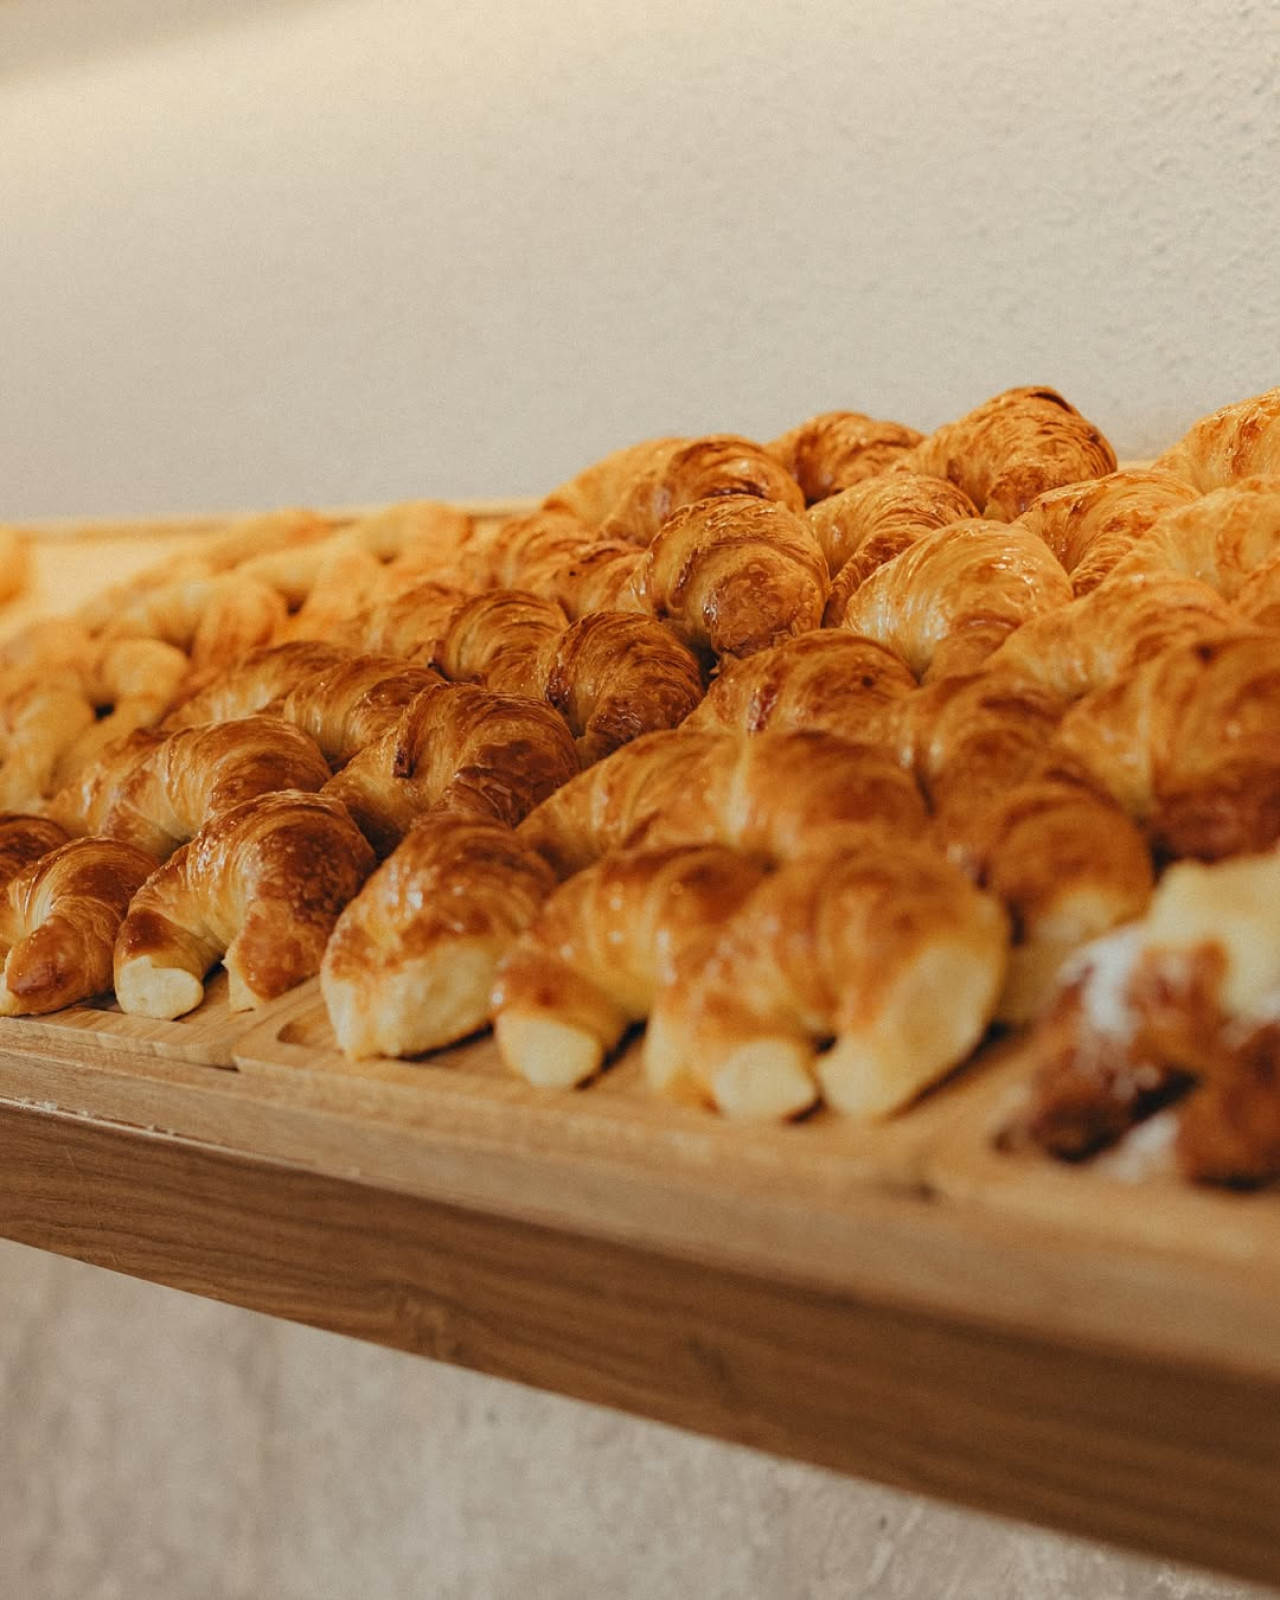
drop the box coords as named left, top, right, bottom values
left=2, top=383, right=1280, bottom=1186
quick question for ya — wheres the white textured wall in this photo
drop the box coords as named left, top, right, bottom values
left=1, top=0, right=1278, bottom=519
left=2, top=4, right=1279, bottom=1597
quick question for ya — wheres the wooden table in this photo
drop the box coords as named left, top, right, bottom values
left=1, top=512, right=1277, bottom=1589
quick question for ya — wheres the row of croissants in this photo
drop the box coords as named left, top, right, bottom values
left=2, top=382, right=1280, bottom=1185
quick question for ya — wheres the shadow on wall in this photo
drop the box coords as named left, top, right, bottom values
left=0, top=0, right=339, bottom=84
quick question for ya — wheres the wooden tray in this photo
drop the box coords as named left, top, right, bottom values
left=1, top=505, right=1278, bottom=1588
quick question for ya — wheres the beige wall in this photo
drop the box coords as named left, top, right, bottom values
left=1, top=2, right=1278, bottom=1595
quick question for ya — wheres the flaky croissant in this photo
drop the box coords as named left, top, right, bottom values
left=492, top=844, right=767, bottom=1089
left=687, top=631, right=915, bottom=743
left=518, top=728, right=927, bottom=879
left=114, top=790, right=376, bottom=1018
left=767, top=411, right=924, bottom=503
left=325, top=683, right=580, bottom=857
left=163, top=641, right=354, bottom=729
left=644, top=839, right=1009, bottom=1120
left=0, top=814, right=71, bottom=891
left=459, top=510, right=638, bottom=618
left=98, top=574, right=288, bottom=677
left=0, top=838, right=157, bottom=1015
left=906, top=386, right=1118, bottom=521
left=836, top=519, right=1073, bottom=678
left=321, top=815, right=558, bottom=1059
left=595, top=435, right=805, bottom=544
left=278, top=656, right=444, bottom=766
left=813, top=474, right=979, bottom=625
left=543, top=438, right=686, bottom=527
left=1048, top=630, right=1280, bottom=861
left=1016, top=468, right=1200, bottom=595
left=1154, top=387, right=1280, bottom=491
left=616, top=494, right=830, bottom=660
left=1106, top=476, right=1280, bottom=599
left=51, top=714, right=331, bottom=858
left=983, top=570, right=1236, bottom=702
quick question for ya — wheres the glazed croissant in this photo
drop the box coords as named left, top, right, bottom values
left=1048, top=630, right=1280, bottom=861
left=767, top=410, right=924, bottom=504
left=325, top=683, right=580, bottom=857
left=542, top=437, right=686, bottom=527
left=836, top=519, right=1073, bottom=678
left=644, top=839, right=1009, bottom=1120
left=1154, top=387, right=1280, bottom=491
left=1016, top=468, right=1200, bottom=595
left=1105, top=476, right=1280, bottom=599
left=163, top=641, right=354, bottom=729
left=278, top=656, right=444, bottom=766
left=51, top=714, right=332, bottom=858
left=492, top=844, right=767, bottom=1089
left=906, top=386, right=1118, bottom=521
left=981, top=570, right=1236, bottom=701
left=114, top=790, right=376, bottom=1018
left=321, top=815, right=559, bottom=1059
left=98, top=574, right=288, bottom=676
left=0, top=838, right=157, bottom=1015
left=518, top=728, right=928, bottom=879
left=459, top=510, right=638, bottom=618
left=686, top=630, right=915, bottom=743
left=813, top=474, right=979, bottom=625
left=0, top=814, right=71, bottom=891
left=238, top=500, right=471, bottom=601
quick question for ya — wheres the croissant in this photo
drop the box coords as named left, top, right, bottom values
left=114, top=790, right=376, bottom=1018
left=321, top=815, right=559, bottom=1059
left=99, top=574, right=288, bottom=676
left=1016, top=468, right=1200, bottom=595
left=837, top=519, right=1073, bottom=678
left=644, top=839, right=1009, bottom=1120
left=687, top=631, right=915, bottom=743
left=0, top=838, right=157, bottom=1015
left=1048, top=630, right=1280, bottom=861
left=51, top=714, right=332, bottom=858
left=0, top=677, right=96, bottom=811
left=383, top=589, right=567, bottom=693
left=238, top=501, right=470, bottom=598
left=767, top=411, right=924, bottom=503
left=543, top=437, right=686, bottom=527
left=278, top=657, right=444, bottom=766
left=460, top=509, right=638, bottom=617
left=492, top=844, right=767, bottom=1089
left=617, top=494, right=829, bottom=660
left=276, top=543, right=393, bottom=641
left=325, top=683, right=580, bottom=857
left=163, top=641, right=354, bottom=728
left=1153, top=387, right=1280, bottom=491
left=951, top=776, right=1154, bottom=1024
left=0, top=526, right=30, bottom=606
left=595, top=435, right=805, bottom=545
left=813, top=474, right=979, bottom=624
left=906, top=386, right=1118, bottom=520
left=0, top=814, right=71, bottom=891
left=979, top=570, right=1236, bottom=702
left=518, top=729, right=928, bottom=879
left=1105, top=476, right=1280, bottom=599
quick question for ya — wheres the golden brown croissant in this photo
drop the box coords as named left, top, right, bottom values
left=51, top=714, right=331, bottom=858
left=906, top=386, right=1118, bottom=520
left=767, top=411, right=924, bottom=503
left=836, top=519, right=1073, bottom=678
left=595, top=435, right=805, bottom=544
left=982, top=570, right=1236, bottom=701
left=543, top=438, right=686, bottom=527
left=950, top=776, right=1154, bottom=1024
left=0, top=814, right=71, bottom=891
left=813, top=474, right=979, bottom=624
left=1016, top=468, right=1201, bottom=595
left=617, top=494, right=829, bottom=660
left=163, top=640, right=354, bottom=728
left=239, top=501, right=470, bottom=596
left=114, top=789, right=376, bottom=1018
left=99, top=574, right=288, bottom=676
left=518, top=728, right=927, bottom=879
left=1048, top=630, right=1280, bottom=861
left=687, top=630, right=915, bottom=742
left=321, top=815, right=559, bottom=1059
left=1153, top=387, right=1280, bottom=491
left=644, top=839, right=1009, bottom=1120
left=278, top=656, right=444, bottom=766
left=1105, top=476, right=1280, bottom=598
left=0, top=677, right=96, bottom=811
left=0, top=838, right=157, bottom=1015
left=492, top=844, right=767, bottom=1089
left=325, top=683, right=580, bottom=857
left=459, top=509, right=639, bottom=617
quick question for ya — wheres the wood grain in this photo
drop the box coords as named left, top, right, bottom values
left=1, top=1099, right=1277, bottom=1588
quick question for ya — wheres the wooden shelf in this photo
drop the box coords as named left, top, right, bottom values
left=1, top=504, right=1278, bottom=1587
